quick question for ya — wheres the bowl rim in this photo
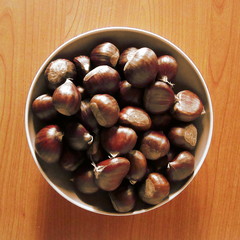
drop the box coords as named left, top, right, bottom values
left=25, top=26, right=214, bottom=216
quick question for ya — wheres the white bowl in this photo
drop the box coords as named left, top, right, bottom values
left=25, top=27, right=213, bottom=216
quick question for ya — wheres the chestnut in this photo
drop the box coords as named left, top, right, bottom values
left=32, top=94, right=58, bottom=121
left=118, top=47, right=138, bottom=73
left=157, top=55, right=178, bottom=85
left=77, top=99, right=99, bottom=133
left=73, top=55, right=91, bottom=79
left=124, top=47, right=158, bottom=88
left=166, top=151, right=195, bottom=181
left=59, top=147, right=85, bottom=171
left=139, top=173, right=170, bottom=205
left=101, top=126, right=137, bottom=157
left=118, top=80, right=143, bottom=107
left=109, top=183, right=136, bottom=213
left=52, top=79, right=81, bottom=116
left=140, top=131, right=170, bottom=160
left=93, top=157, right=130, bottom=191
left=144, top=81, right=175, bottom=114
left=119, top=106, right=151, bottom=131
left=90, top=42, right=120, bottom=67
left=87, top=134, right=107, bottom=163
left=44, top=59, right=77, bottom=90
left=83, top=65, right=120, bottom=95
left=73, top=164, right=99, bottom=194
left=172, top=90, right=205, bottom=122
left=35, top=125, right=63, bottom=163
left=64, top=122, right=93, bottom=151
left=126, top=150, right=147, bottom=183
left=90, top=94, right=120, bottom=128
left=168, top=123, right=197, bottom=150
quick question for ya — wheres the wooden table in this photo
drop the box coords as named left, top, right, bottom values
left=1, top=0, right=240, bottom=239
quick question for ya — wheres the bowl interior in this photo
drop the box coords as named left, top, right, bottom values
left=25, top=27, right=213, bottom=216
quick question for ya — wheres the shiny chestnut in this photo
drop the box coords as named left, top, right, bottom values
left=118, top=80, right=143, bottom=107
left=90, top=42, right=120, bottom=67
left=144, top=81, right=175, bottom=114
left=126, top=150, right=147, bottom=183
left=64, top=122, right=93, bottom=151
left=83, top=65, right=120, bottom=95
left=93, top=157, right=130, bottom=191
left=73, top=164, right=99, bottom=194
left=118, top=47, right=138, bottom=73
left=168, top=123, right=197, bottom=150
left=109, top=183, right=136, bottom=213
left=52, top=79, right=81, bottom=116
left=139, top=172, right=170, bottom=205
left=87, top=134, right=106, bottom=163
left=90, top=94, right=120, bottom=128
left=73, top=55, right=91, bottom=79
left=167, top=151, right=195, bottom=181
left=157, top=55, right=178, bottom=85
left=101, top=126, right=137, bottom=157
left=35, top=125, right=63, bottom=163
left=44, top=59, right=77, bottom=90
left=124, top=47, right=158, bottom=88
left=172, top=90, right=204, bottom=122
left=140, top=131, right=170, bottom=160
left=77, top=99, right=99, bottom=133
left=119, top=106, right=151, bottom=131
left=32, top=94, right=58, bottom=121
left=59, top=147, right=85, bottom=171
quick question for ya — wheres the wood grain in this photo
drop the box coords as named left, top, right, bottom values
left=0, top=0, right=240, bottom=239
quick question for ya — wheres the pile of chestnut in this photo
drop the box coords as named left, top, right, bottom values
left=32, top=42, right=205, bottom=213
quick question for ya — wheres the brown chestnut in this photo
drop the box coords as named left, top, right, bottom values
left=157, top=55, right=178, bottom=85
left=44, top=59, right=77, bottom=90
left=32, top=94, right=58, bottom=121
left=73, top=55, right=91, bottom=79
left=119, top=106, right=151, bottom=131
left=73, top=164, right=99, bottom=194
left=90, top=94, right=120, bottom=128
left=52, top=79, right=81, bottom=116
left=109, top=183, right=136, bottom=213
left=172, top=90, right=205, bottom=122
left=59, top=147, right=85, bottom=171
left=93, top=157, right=130, bottom=191
left=168, top=123, right=197, bottom=150
left=118, top=80, right=143, bottom=107
left=83, top=65, right=120, bottom=95
left=65, top=122, right=93, bottom=151
left=167, top=151, right=195, bottom=181
left=144, top=81, right=175, bottom=114
left=35, top=125, right=63, bottom=163
left=124, top=47, right=158, bottom=88
left=126, top=150, right=147, bottom=183
left=87, top=134, right=107, bottom=163
left=118, top=47, right=138, bottom=73
left=90, top=42, right=120, bottom=67
left=77, top=100, right=99, bottom=133
left=101, top=126, right=137, bottom=157
left=139, top=173, right=170, bottom=205
left=140, top=131, right=170, bottom=160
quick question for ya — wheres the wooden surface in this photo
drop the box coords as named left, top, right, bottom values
left=1, top=0, right=240, bottom=239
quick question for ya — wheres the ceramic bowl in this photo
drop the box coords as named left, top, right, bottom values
left=25, top=27, right=213, bottom=216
